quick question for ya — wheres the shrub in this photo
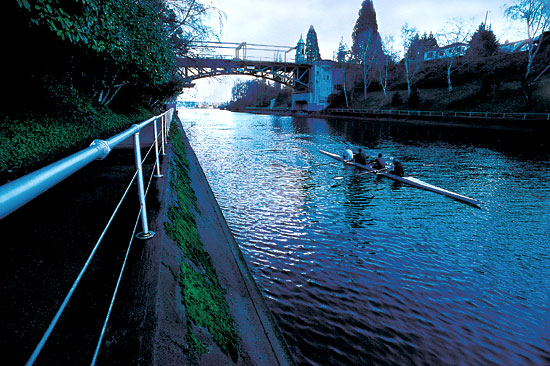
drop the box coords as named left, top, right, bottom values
left=407, top=88, right=420, bottom=109
left=479, top=72, right=500, bottom=97
left=391, top=91, right=402, bottom=107
left=0, top=93, right=151, bottom=181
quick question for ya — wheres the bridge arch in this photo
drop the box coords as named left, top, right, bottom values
left=177, top=57, right=311, bottom=91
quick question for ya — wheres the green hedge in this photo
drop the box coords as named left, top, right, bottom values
left=0, top=102, right=151, bottom=178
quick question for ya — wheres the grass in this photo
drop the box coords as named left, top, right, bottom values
left=164, top=124, right=239, bottom=361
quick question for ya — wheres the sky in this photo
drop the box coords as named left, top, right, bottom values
left=180, top=0, right=526, bottom=103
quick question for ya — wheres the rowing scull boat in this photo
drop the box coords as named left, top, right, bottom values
left=319, top=150, right=481, bottom=206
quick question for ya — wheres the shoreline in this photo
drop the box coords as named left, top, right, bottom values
left=229, top=107, right=550, bottom=132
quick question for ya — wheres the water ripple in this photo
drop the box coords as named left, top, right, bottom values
left=184, top=109, right=550, bottom=366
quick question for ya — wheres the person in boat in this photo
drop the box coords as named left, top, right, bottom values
left=370, top=153, right=386, bottom=170
left=353, top=148, right=367, bottom=165
left=389, top=158, right=404, bottom=176
left=343, top=146, right=354, bottom=162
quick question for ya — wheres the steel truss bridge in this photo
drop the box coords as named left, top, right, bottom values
left=177, top=41, right=311, bottom=91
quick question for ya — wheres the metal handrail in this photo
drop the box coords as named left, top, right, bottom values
left=186, top=53, right=298, bottom=63
left=24, top=130, right=163, bottom=366
left=324, top=108, right=550, bottom=120
left=0, top=109, right=174, bottom=221
left=15, top=109, right=173, bottom=366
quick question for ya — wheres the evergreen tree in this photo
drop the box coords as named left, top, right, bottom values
left=407, top=87, right=420, bottom=109
left=306, top=25, right=321, bottom=62
left=391, top=91, right=402, bottom=107
left=351, top=0, right=382, bottom=58
left=337, top=38, right=349, bottom=63
left=352, top=0, right=384, bottom=100
left=467, top=23, right=499, bottom=59
left=336, top=38, right=350, bottom=107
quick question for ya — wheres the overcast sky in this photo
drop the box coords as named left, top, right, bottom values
left=182, top=0, right=526, bottom=102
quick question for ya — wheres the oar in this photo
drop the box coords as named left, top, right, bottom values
left=333, top=168, right=387, bottom=180
left=314, top=161, right=338, bottom=167
left=357, top=168, right=387, bottom=176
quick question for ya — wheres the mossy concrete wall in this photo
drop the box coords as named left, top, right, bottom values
left=152, top=117, right=294, bottom=365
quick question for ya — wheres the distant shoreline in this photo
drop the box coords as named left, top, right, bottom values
left=229, top=106, right=550, bottom=132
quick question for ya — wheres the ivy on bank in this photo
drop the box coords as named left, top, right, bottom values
left=0, top=91, right=151, bottom=180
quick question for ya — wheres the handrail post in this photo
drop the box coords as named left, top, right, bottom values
left=133, top=130, right=155, bottom=240
left=161, top=115, right=166, bottom=156
left=166, top=109, right=172, bottom=137
left=164, top=112, right=170, bottom=142
left=153, top=119, right=163, bottom=178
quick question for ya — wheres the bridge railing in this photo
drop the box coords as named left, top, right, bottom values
left=325, top=108, right=550, bottom=121
left=187, top=53, right=298, bottom=64
left=0, top=109, right=174, bottom=365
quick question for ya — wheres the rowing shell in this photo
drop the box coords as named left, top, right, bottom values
left=319, top=150, right=481, bottom=206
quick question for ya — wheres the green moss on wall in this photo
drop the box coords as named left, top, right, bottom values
left=164, top=124, right=239, bottom=361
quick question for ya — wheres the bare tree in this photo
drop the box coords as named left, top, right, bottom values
left=337, top=38, right=351, bottom=107
left=356, top=31, right=380, bottom=100
left=400, top=24, right=418, bottom=97
left=437, top=17, right=473, bottom=94
left=165, top=0, right=225, bottom=57
left=505, top=0, right=550, bottom=98
left=377, top=35, right=397, bottom=97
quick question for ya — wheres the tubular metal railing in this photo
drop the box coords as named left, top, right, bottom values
left=185, top=53, right=299, bottom=63
left=0, top=108, right=174, bottom=365
left=325, top=108, right=550, bottom=121
left=0, top=109, right=173, bottom=225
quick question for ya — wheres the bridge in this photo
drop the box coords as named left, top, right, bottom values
left=177, top=41, right=311, bottom=91
left=177, top=40, right=344, bottom=112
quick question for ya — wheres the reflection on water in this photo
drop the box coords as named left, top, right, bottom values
left=182, top=109, right=550, bottom=366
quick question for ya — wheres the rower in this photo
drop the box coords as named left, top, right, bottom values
left=389, top=158, right=405, bottom=176
left=343, top=146, right=354, bottom=162
left=370, top=153, right=386, bottom=170
left=353, top=148, right=367, bottom=165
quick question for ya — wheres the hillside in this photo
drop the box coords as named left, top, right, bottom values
left=347, top=75, right=550, bottom=114
left=341, top=41, right=550, bottom=113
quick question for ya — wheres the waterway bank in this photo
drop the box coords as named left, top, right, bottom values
left=155, top=118, right=293, bottom=365
left=237, top=107, right=550, bottom=132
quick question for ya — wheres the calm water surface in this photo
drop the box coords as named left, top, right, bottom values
left=182, top=109, right=550, bottom=366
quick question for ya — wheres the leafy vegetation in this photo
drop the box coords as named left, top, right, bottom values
left=2, top=0, right=221, bottom=176
left=8, top=0, right=184, bottom=109
left=164, top=125, right=239, bottom=361
left=0, top=87, right=150, bottom=181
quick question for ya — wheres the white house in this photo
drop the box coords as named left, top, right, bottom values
left=424, top=42, right=469, bottom=61
left=424, top=38, right=535, bottom=60
left=499, top=39, right=531, bottom=53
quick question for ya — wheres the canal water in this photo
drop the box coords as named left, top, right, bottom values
left=181, top=109, right=550, bottom=366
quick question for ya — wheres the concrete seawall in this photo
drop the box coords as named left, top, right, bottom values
left=152, top=118, right=294, bottom=365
